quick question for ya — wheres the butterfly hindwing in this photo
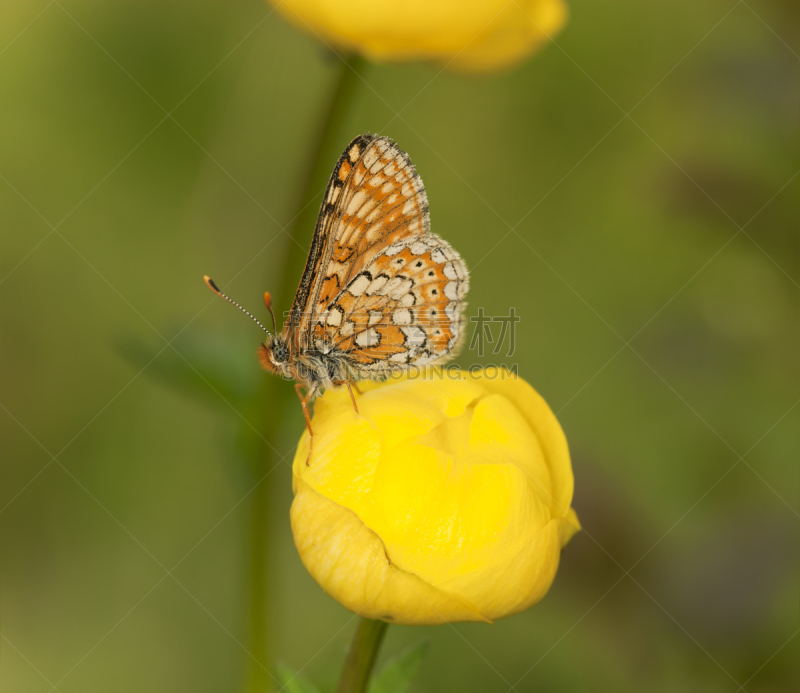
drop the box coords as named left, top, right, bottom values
left=314, top=234, right=469, bottom=371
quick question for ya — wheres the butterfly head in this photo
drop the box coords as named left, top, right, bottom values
left=257, top=335, right=292, bottom=377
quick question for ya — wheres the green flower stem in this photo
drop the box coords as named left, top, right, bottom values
left=337, top=618, right=390, bottom=693
left=244, top=52, right=366, bottom=693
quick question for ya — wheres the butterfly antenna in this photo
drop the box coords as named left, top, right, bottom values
left=263, top=292, right=278, bottom=335
left=203, top=276, right=273, bottom=336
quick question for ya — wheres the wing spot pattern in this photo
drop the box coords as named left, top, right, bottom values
left=326, top=305, right=344, bottom=326
left=366, top=274, right=389, bottom=295
left=393, top=308, right=412, bottom=325
left=348, top=271, right=372, bottom=297
left=355, top=329, right=380, bottom=348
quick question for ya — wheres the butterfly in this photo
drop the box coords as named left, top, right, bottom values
left=205, top=134, right=469, bottom=461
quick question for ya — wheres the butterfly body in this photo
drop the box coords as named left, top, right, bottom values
left=257, top=334, right=354, bottom=393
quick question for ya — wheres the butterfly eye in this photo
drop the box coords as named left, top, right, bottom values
left=272, top=342, right=290, bottom=363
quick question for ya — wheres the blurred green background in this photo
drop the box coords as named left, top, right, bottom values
left=1, top=0, right=798, bottom=691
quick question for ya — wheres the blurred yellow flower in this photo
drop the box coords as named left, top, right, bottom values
left=290, top=368, right=579, bottom=625
left=268, top=0, right=568, bottom=72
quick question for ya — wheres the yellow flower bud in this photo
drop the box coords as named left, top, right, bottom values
left=268, top=0, right=568, bottom=72
left=291, top=369, right=579, bottom=625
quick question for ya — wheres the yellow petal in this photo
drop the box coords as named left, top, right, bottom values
left=470, top=369, right=574, bottom=519
left=269, top=0, right=568, bottom=72
left=291, top=480, right=489, bottom=624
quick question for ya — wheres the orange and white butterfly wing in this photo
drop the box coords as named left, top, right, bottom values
left=318, top=234, right=469, bottom=372
left=320, top=135, right=430, bottom=289
left=286, top=135, right=430, bottom=350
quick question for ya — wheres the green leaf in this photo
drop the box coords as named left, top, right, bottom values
left=369, top=641, right=429, bottom=693
left=275, top=663, right=322, bottom=693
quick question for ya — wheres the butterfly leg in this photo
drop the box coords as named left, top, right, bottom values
left=344, top=380, right=360, bottom=414
left=295, top=383, right=316, bottom=466
left=332, top=379, right=360, bottom=414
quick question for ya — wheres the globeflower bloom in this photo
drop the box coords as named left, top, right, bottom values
left=268, top=0, right=568, bottom=72
left=290, top=368, right=579, bottom=625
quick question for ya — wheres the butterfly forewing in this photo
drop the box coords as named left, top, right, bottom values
left=286, top=135, right=431, bottom=350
